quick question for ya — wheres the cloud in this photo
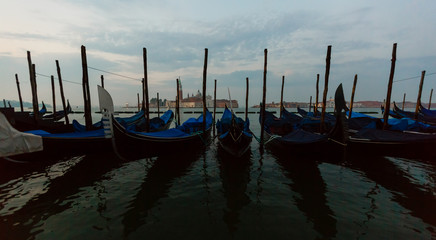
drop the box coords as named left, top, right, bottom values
left=1, top=1, right=436, bottom=108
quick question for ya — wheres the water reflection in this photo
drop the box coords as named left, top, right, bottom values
left=216, top=146, right=253, bottom=234
left=348, top=154, right=436, bottom=229
left=0, top=156, right=74, bottom=185
left=0, top=152, right=122, bottom=240
left=121, top=151, right=203, bottom=238
left=272, top=151, right=338, bottom=239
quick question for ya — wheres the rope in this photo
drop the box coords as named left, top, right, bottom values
left=251, top=131, right=280, bottom=145
left=252, top=132, right=262, bottom=143
left=328, top=138, right=347, bottom=147
left=263, top=135, right=281, bottom=145
left=88, top=66, right=141, bottom=81
left=1, top=157, right=30, bottom=163
left=394, top=72, right=436, bottom=82
left=229, top=131, right=243, bottom=142
left=193, top=131, right=209, bottom=146
left=31, top=68, right=435, bottom=87
left=35, top=73, right=81, bottom=85
left=35, top=65, right=142, bottom=85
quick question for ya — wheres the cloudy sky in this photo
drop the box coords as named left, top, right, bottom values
left=1, top=0, right=436, bottom=108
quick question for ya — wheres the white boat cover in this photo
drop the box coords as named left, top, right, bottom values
left=0, top=112, right=43, bottom=157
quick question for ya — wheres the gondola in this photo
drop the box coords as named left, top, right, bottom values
left=381, top=104, right=405, bottom=120
left=260, top=84, right=347, bottom=155
left=347, top=106, right=436, bottom=159
left=419, top=104, right=436, bottom=118
left=1, top=88, right=118, bottom=161
left=347, top=127, right=436, bottom=159
left=297, top=106, right=318, bottom=118
left=297, top=106, right=336, bottom=132
left=281, top=107, right=303, bottom=124
left=216, top=106, right=252, bottom=157
left=29, top=101, right=47, bottom=117
left=297, top=107, right=336, bottom=121
left=130, top=109, right=174, bottom=132
left=12, top=101, right=73, bottom=133
left=105, top=87, right=212, bottom=159
left=13, top=113, right=73, bottom=133
left=16, top=128, right=112, bottom=160
left=111, top=110, right=212, bottom=158
left=3, top=86, right=113, bottom=160
left=43, top=100, right=72, bottom=121
left=71, top=108, right=174, bottom=133
left=346, top=111, right=382, bottom=133
left=390, top=102, right=436, bottom=125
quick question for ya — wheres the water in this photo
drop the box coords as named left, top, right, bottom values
left=1, top=108, right=435, bottom=239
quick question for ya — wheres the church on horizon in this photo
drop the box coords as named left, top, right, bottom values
left=166, top=81, right=238, bottom=108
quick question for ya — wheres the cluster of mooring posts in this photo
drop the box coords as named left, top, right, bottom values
left=1, top=43, right=435, bottom=160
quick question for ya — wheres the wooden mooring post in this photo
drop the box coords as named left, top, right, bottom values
left=56, top=60, right=69, bottom=125
left=349, top=74, right=358, bottom=118
left=213, top=79, right=217, bottom=137
left=81, top=45, right=92, bottom=130
left=101, top=75, right=104, bottom=88
left=320, top=45, right=332, bottom=133
left=383, top=43, right=397, bottom=130
left=141, top=78, right=145, bottom=110
left=27, top=51, right=39, bottom=121
left=202, top=48, right=208, bottom=137
left=402, top=93, right=406, bottom=110
left=176, top=78, right=181, bottom=126
left=51, top=75, right=56, bottom=117
left=15, top=74, right=24, bottom=112
left=143, top=48, right=150, bottom=132
left=137, top=93, right=140, bottom=111
left=309, top=96, right=312, bottom=112
left=280, top=76, right=284, bottom=118
left=414, top=70, right=425, bottom=119
left=260, top=49, right=267, bottom=147
left=314, top=74, right=320, bottom=115
left=157, top=92, right=160, bottom=117
left=429, top=89, right=433, bottom=109
left=245, top=77, right=249, bottom=122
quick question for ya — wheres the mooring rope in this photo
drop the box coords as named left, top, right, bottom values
left=35, top=73, right=81, bottom=85
left=251, top=131, right=279, bottom=145
left=88, top=66, right=140, bottom=81
left=328, top=138, right=348, bottom=147
left=252, top=132, right=262, bottom=143
left=394, top=72, right=436, bottom=82
left=190, top=130, right=210, bottom=146
left=264, top=135, right=282, bottom=145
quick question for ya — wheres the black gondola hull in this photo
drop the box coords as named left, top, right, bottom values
left=112, top=117, right=211, bottom=159
left=217, top=133, right=252, bottom=157
left=13, top=112, right=73, bottom=133
left=263, top=130, right=345, bottom=157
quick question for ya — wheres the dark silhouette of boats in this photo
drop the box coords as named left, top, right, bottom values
left=216, top=107, right=252, bottom=157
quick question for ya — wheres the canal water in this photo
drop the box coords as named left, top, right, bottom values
left=0, top=108, right=435, bottom=239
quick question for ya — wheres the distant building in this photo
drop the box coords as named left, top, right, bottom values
left=166, top=80, right=238, bottom=108
left=215, top=99, right=239, bottom=108
left=253, top=100, right=400, bottom=109
left=253, top=101, right=311, bottom=108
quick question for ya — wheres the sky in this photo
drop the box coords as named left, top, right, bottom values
left=1, top=0, right=436, bottom=108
